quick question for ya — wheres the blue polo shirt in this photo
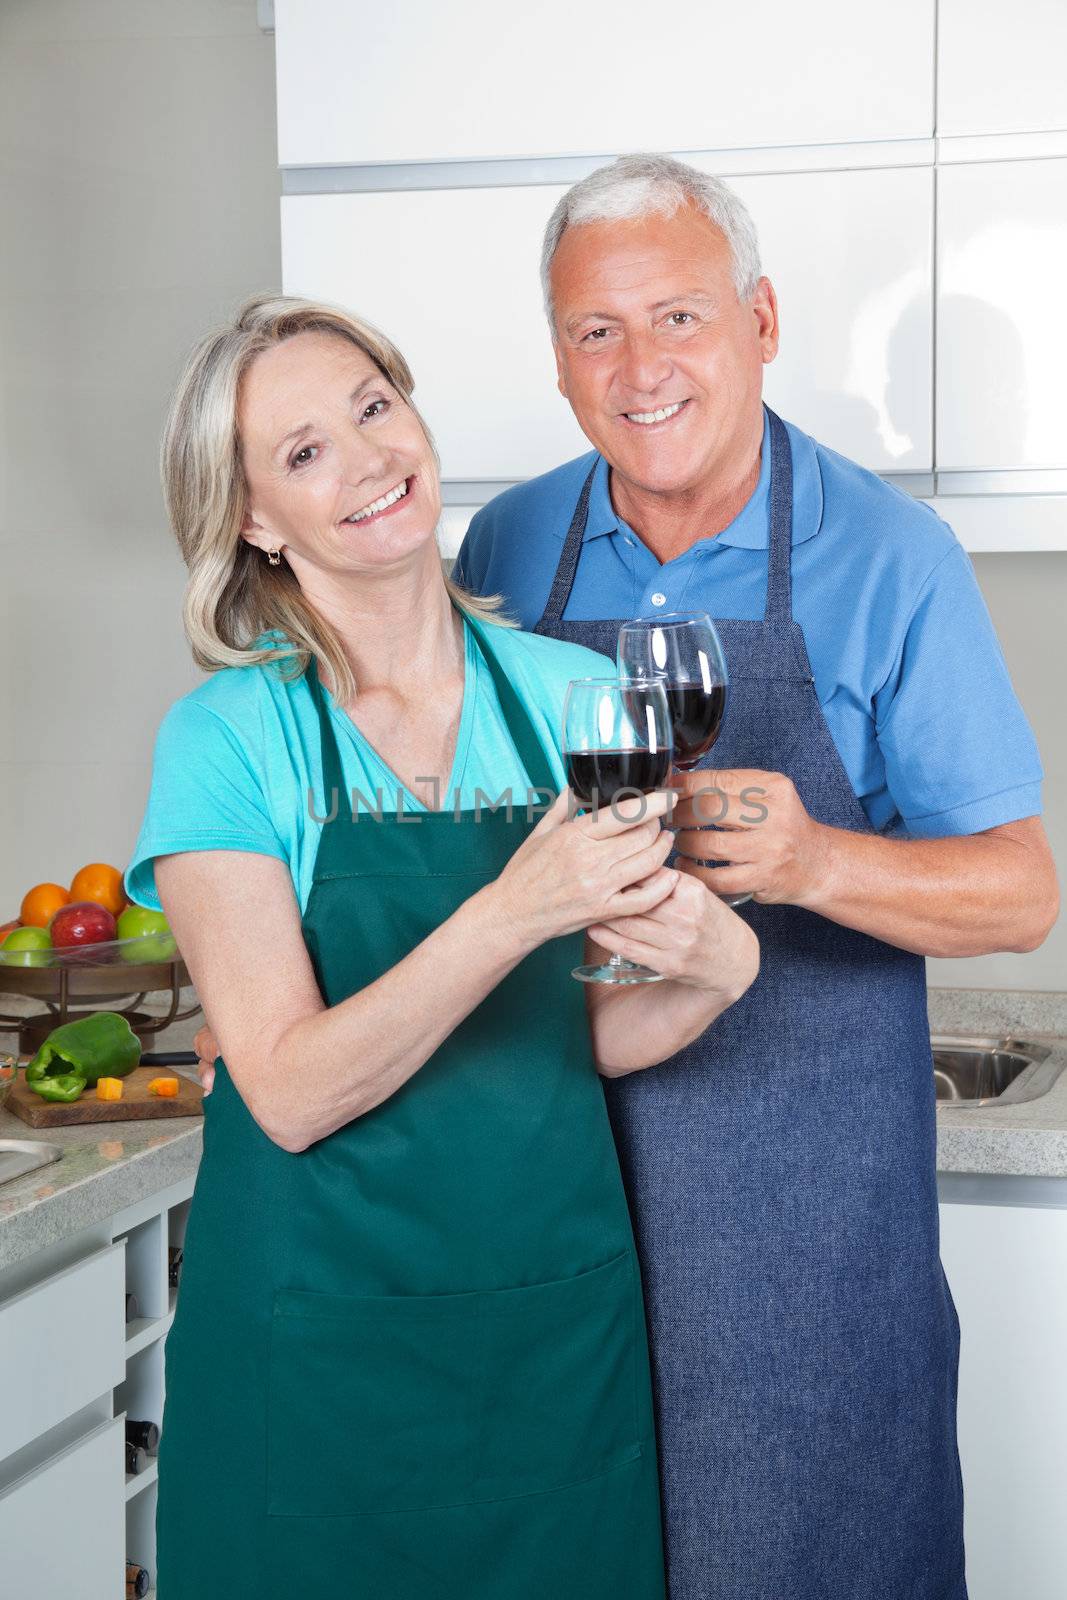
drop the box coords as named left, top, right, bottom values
left=454, top=411, right=1043, bottom=838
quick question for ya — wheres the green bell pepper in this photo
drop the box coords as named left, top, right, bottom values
left=29, top=1072, right=88, bottom=1103
left=26, top=1011, right=141, bottom=1089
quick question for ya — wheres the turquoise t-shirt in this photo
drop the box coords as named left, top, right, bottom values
left=124, top=618, right=610, bottom=916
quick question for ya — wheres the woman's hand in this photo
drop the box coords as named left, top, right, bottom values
left=193, top=1024, right=218, bottom=1096
left=485, top=789, right=678, bottom=953
left=584, top=877, right=760, bottom=1079
left=588, top=873, right=759, bottom=999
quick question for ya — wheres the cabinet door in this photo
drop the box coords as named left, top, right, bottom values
left=937, top=159, right=1067, bottom=472
left=275, top=0, right=934, bottom=167
left=736, top=165, right=932, bottom=472
left=0, top=1243, right=125, bottom=1461
left=282, top=165, right=933, bottom=481
left=282, top=186, right=588, bottom=482
left=0, top=1418, right=124, bottom=1600
left=939, top=0, right=1067, bottom=137
left=939, top=1201, right=1067, bottom=1600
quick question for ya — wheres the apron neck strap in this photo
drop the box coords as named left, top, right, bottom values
left=535, top=410, right=797, bottom=632
left=305, top=614, right=558, bottom=808
left=463, top=614, right=557, bottom=798
left=305, top=656, right=346, bottom=802
left=533, top=459, right=598, bottom=634
left=763, top=408, right=795, bottom=626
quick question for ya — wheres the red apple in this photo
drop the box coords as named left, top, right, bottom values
left=49, top=900, right=117, bottom=948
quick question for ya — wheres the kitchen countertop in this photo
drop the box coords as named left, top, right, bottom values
left=2, top=986, right=1067, bottom=1272
left=0, top=993, right=203, bottom=1273
left=931, top=987, right=1067, bottom=1181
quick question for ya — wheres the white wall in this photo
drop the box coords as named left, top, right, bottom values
left=930, top=554, right=1067, bottom=992
left=0, top=1, right=280, bottom=921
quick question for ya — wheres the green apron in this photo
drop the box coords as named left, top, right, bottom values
left=156, top=615, right=665, bottom=1599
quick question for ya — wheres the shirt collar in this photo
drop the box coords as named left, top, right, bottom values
left=583, top=407, right=824, bottom=550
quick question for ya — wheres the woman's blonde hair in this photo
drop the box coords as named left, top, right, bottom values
left=161, top=292, right=511, bottom=705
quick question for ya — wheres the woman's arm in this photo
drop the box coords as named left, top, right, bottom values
left=156, top=792, right=676, bottom=1151
left=584, top=875, right=760, bottom=1078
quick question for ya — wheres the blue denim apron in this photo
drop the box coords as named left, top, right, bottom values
left=533, top=410, right=966, bottom=1599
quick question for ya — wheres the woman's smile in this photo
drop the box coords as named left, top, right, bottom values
left=341, top=474, right=415, bottom=527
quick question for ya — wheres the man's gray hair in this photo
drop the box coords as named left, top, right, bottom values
left=540, top=153, right=762, bottom=330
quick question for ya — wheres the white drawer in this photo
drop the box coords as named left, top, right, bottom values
left=0, top=1417, right=124, bottom=1599
left=0, top=1242, right=125, bottom=1461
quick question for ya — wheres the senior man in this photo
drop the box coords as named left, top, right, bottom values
left=453, top=154, right=1058, bottom=1600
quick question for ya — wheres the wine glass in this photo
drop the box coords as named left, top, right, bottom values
left=562, top=677, right=673, bottom=985
left=618, top=612, right=751, bottom=908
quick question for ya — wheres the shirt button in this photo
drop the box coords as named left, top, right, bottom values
left=650, top=592, right=667, bottom=607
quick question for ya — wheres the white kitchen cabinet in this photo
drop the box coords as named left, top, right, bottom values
left=0, top=1419, right=125, bottom=1600
left=0, top=1242, right=125, bottom=1460
left=282, top=164, right=933, bottom=481
left=275, top=0, right=934, bottom=167
left=735, top=165, right=932, bottom=472
left=938, top=0, right=1067, bottom=139
left=281, top=185, right=588, bottom=482
left=939, top=1193, right=1067, bottom=1600
left=937, top=159, right=1067, bottom=474
left=0, top=1178, right=195, bottom=1598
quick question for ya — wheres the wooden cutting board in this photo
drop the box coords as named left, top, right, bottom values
left=6, top=1066, right=204, bottom=1127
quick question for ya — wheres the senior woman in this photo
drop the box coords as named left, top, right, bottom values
left=125, top=293, right=758, bottom=1599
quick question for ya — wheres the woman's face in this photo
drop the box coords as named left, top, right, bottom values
left=238, top=329, right=441, bottom=584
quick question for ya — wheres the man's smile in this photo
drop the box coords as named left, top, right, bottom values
left=620, top=399, right=691, bottom=428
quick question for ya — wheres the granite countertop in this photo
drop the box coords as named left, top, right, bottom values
left=930, top=988, right=1067, bottom=1180
left=0, top=994, right=203, bottom=1272
left=2, top=987, right=1067, bottom=1273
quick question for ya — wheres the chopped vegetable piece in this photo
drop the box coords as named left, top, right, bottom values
left=28, top=1072, right=86, bottom=1103
left=147, top=1076, right=180, bottom=1097
left=26, top=1011, right=140, bottom=1087
left=96, top=1077, right=125, bottom=1101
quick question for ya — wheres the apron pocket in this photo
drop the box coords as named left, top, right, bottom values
left=266, top=1250, right=641, bottom=1517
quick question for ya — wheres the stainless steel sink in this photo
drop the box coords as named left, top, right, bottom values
left=932, top=1036, right=1059, bottom=1109
left=0, top=1138, right=63, bottom=1186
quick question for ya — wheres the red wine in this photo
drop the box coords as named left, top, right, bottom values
left=664, top=682, right=726, bottom=770
left=566, top=747, right=672, bottom=806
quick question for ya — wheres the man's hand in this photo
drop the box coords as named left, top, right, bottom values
left=670, top=773, right=1057, bottom=958
left=192, top=1024, right=219, bottom=1095
left=670, top=768, right=831, bottom=906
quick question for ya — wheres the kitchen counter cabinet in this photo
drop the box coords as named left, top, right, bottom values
left=0, top=1172, right=194, bottom=1598
left=931, top=990, right=1067, bottom=1599
left=939, top=1191, right=1067, bottom=1599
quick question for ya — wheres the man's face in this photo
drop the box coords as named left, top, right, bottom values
left=550, top=203, right=778, bottom=499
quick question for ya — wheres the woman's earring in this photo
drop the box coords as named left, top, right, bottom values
left=267, top=549, right=281, bottom=567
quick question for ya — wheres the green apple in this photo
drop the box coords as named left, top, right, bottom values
left=0, top=925, right=53, bottom=967
left=116, top=905, right=177, bottom=963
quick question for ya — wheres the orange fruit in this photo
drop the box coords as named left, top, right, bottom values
left=0, top=918, right=19, bottom=941
left=20, top=882, right=69, bottom=928
left=69, top=863, right=127, bottom=918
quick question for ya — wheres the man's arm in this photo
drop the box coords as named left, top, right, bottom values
left=672, top=771, right=1058, bottom=958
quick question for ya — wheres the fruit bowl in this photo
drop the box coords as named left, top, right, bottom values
left=0, top=869, right=199, bottom=1053
left=0, top=946, right=199, bottom=1056
left=0, top=930, right=178, bottom=969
